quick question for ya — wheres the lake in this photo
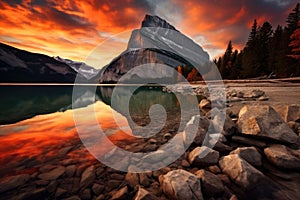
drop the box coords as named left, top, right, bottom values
left=0, top=85, right=201, bottom=176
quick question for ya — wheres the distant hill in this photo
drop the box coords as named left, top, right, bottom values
left=0, top=43, right=97, bottom=83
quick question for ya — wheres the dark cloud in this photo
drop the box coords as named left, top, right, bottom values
left=2, top=0, right=23, bottom=7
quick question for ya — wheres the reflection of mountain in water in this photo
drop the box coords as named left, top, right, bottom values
left=98, top=86, right=199, bottom=136
left=0, top=86, right=100, bottom=125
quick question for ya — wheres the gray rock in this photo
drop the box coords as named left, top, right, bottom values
left=219, top=154, right=266, bottom=189
left=230, top=147, right=262, bottom=167
left=264, top=145, right=300, bottom=170
left=134, top=187, right=158, bottom=200
left=188, top=146, right=219, bottom=166
left=195, top=169, right=224, bottom=197
left=159, top=169, right=203, bottom=200
left=237, top=105, right=298, bottom=143
left=0, top=174, right=30, bottom=193
left=80, top=165, right=95, bottom=189
left=38, top=166, right=65, bottom=181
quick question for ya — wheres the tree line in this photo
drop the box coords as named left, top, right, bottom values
left=214, top=3, right=300, bottom=79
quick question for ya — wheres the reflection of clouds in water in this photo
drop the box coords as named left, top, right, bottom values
left=0, top=101, right=133, bottom=168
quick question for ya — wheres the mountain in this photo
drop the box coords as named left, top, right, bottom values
left=0, top=43, right=88, bottom=83
left=54, top=56, right=100, bottom=80
left=99, top=14, right=211, bottom=83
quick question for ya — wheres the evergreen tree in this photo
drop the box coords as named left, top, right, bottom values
left=220, top=41, right=233, bottom=79
left=286, top=3, right=300, bottom=34
left=242, top=20, right=260, bottom=78
left=256, top=22, right=273, bottom=75
left=247, top=19, right=257, bottom=47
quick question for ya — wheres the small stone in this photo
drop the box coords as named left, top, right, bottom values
left=66, top=165, right=76, bottom=177
left=106, top=180, right=122, bottom=191
left=134, top=187, right=158, bottom=200
left=63, top=195, right=81, bottom=200
left=46, top=180, right=57, bottom=193
left=199, top=99, right=211, bottom=109
left=110, top=173, right=125, bottom=180
left=80, top=165, right=95, bottom=189
left=139, top=173, right=150, bottom=187
left=208, top=165, right=221, bottom=174
left=0, top=174, right=30, bottom=193
left=125, top=172, right=139, bottom=187
left=92, top=183, right=104, bottom=195
left=55, top=188, right=67, bottom=198
left=39, top=164, right=56, bottom=173
left=181, top=159, right=190, bottom=167
left=258, top=96, right=269, bottom=101
left=96, top=194, right=105, bottom=200
left=111, top=186, right=128, bottom=200
left=35, top=180, right=49, bottom=186
left=195, top=169, right=224, bottom=197
left=81, top=188, right=92, bottom=200
left=38, top=166, right=65, bottom=181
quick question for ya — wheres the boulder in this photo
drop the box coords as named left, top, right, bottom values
left=38, top=166, right=65, bottom=181
left=237, top=105, right=298, bottom=144
left=273, top=105, right=300, bottom=122
left=159, top=169, right=203, bottom=200
left=188, top=146, right=219, bottom=166
left=219, top=154, right=266, bottom=189
left=80, top=165, right=95, bottom=189
left=209, top=108, right=236, bottom=136
left=230, top=147, right=262, bottom=167
left=183, top=115, right=209, bottom=146
left=134, top=187, right=158, bottom=200
left=195, top=169, right=224, bottom=197
left=0, top=174, right=30, bottom=193
left=264, top=145, right=300, bottom=170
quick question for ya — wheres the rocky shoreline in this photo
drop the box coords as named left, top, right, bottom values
left=0, top=87, right=300, bottom=200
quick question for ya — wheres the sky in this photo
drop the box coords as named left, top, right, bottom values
left=0, top=0, right=298, bottom=68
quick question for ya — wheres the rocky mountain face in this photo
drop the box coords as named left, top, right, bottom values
left=0, top=43, right=88, bottom=83
left=99, top=15, right=210, bottom=83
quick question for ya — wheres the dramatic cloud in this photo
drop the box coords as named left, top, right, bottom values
left=0, top=0, right=298, bottom=66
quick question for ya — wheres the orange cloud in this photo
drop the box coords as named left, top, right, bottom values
left=0, top=0, right=297, bottom=64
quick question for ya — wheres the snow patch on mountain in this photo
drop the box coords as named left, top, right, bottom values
left=54, top=56, right=99, bottom=80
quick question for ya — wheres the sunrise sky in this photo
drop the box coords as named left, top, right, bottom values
left=0, top=0, right=298, bottom=68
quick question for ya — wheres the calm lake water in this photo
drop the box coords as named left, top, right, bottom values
left=0, top=85, right=200, bottom=176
